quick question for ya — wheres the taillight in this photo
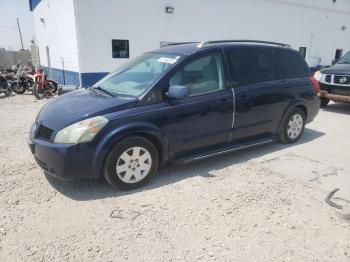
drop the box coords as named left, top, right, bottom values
left=309, top=76, right=320, bottom=93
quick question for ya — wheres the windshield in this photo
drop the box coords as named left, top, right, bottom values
left=337, top=52, right=350, bottom=64
left=94, top=52, right=183, bottom=97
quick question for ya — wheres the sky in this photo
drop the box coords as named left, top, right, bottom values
left=0, top=0, right=34, bottom=51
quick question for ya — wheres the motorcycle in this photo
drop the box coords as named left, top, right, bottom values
left=9, top=65, right=58, bottom=95
left=0, top=75, right=12, bottom=97
left=33, top=68, right=56, bottom=99
left=11, top=71, right=35, bottom=94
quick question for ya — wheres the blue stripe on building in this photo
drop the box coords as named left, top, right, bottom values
left=48, top=68, right=80, bottom=86
left=82, top=72, right=109, bottom=86
left=45, top=67, right=108, bottom=87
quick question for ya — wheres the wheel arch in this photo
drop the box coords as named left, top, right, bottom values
left=295, top=104, right=307, bottom=119
left=277, top=101, right=308, bottom=134
left=92, top=122, right=168, bottom=178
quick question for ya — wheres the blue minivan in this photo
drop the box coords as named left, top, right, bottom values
left=28, top=40, right=320, bottom=190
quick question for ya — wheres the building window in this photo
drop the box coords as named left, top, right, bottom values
left=112, top=40, right=129, bottom=58
left=299, top=47, right=307, bottom=58
left=335, top=49, right=343, bottom=60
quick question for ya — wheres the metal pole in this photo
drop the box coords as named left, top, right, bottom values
left=16, top=18, right=24, bottom=50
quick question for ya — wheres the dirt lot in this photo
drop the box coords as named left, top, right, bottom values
left=0, top=94, right=350, bottom=262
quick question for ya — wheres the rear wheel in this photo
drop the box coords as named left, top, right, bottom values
left=320, top=97, right=330, bottom=108
left=103, top=136, right=159, bottom=190
left=280, top=108, right=306, bottom=144
left=47, top=81, right=58, bottom=93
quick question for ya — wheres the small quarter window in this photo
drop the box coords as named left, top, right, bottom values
left=276, top=50, right=308, bottom=79
left=299, top=47, right=307, bottom=58
left=335, top=49, right=343, bottom=60
left=112, top=39, right=129, bottom=58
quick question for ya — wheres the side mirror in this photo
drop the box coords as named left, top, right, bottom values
left=166, top=85, right=189, bottom=100
left=332, top=59, right=338, bottom=66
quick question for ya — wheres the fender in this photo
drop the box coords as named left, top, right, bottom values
left=92, top=121, right=169, bottom=178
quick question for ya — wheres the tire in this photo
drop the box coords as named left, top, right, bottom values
left=279, top=108, right=306, bottom=144
left=103, top=136, right=159, bottom=190
left=11, top=82, right=26, bottom=94
left=33, top=82, right=44, bottom=100
left=47, top=81, right=58, bottom=93
left=320, top=97, right=330, bottom=108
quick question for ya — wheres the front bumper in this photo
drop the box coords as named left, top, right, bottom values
left=320, top=90, right=350, bottom=103
left=320, top=82, right=350, bottom=103
left=27, top=137, right=99, bottom=180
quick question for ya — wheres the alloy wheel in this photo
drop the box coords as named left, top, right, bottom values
left=116, top=147, right=152, bottom=184
left=287, top=113, right=303, bottom=139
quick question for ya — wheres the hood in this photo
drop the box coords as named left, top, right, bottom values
left=36, top=88, right=138, bottom=131
left=321, top=63, right=350, bottom=75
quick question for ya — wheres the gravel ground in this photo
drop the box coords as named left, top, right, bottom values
left=0, top=94, right=349, bottom=262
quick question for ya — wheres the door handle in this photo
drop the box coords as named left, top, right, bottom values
left=218, top=98, right=228, bottom=105
left=240, top=95, right=249, bottom=102
left=217, top=98, right=230, bottom=111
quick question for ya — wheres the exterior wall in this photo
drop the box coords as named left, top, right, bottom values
left=32, top=0, right=81, bottom=85
left=75, top=0, right=350, bottom=85
left=32, top=0, right=350, bottom=86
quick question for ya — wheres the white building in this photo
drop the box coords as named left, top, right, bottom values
left=30, top=0, right=350, bottom=86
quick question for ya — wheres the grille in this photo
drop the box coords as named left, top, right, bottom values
left=37, top=124, right=54, bottom=140
left=325, top=75, right=332, bottom=83
left=334, top=75, right=350, bottom=85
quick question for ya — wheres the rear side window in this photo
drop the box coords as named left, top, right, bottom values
left=225, top=48, right=277, bottom=87
left=275, top=50, right=308, bottom=79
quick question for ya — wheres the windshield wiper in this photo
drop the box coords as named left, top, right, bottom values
left=93, top=86, right=116, bottom=97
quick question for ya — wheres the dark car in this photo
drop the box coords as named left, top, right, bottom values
left=28, top=40, right=320, bottom=190
left=314, top=51, right=350, bottom=107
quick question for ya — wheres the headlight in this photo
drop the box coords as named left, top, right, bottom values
left=30, top=122, right=37, bottom=140
left=54, top=116, right=109, bottom=144
left=313, top=70, right=322, bottom=82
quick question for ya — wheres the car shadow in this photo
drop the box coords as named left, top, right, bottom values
left=46, top=128, right=326, bottom=201
left=323, top=102, right=350, bottom=115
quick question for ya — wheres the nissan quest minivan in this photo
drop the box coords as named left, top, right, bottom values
left=28, top=40, right=320, bottom=190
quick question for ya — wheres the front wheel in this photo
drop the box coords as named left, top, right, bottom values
left=33, top=82, right=44, bottom=100
left=279, top=108, right=306, bottom=144
left=103, top=136, right=159, bottom=190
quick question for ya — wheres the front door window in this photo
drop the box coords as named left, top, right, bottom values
left=169, top=54, right=224, bottom=97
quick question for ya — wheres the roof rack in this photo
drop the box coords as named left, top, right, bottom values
left=197, top=40, right=291, bottom=48
left=161, top=42, right=197, bottom=47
